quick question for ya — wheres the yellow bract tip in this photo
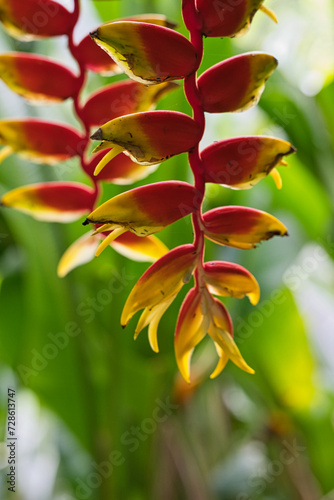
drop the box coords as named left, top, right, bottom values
left=248, top=289, right=260, bottom=306
left=260, top=5, right=278, bottom=23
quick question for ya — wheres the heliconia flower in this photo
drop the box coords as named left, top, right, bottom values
left=1, top=182, right=95, bottom=222
left=0, top=0, right=73, bottom=41
left=83, top=181, right=199, bottom=255
left=202, top=206, right=288, bottom=249
left=76, top=35, right=122, bottom=75
left=201, top=136, right=296, bottom=190
left=203, top=261, right=260, bottom=305
left=57, top=232, right=100, bottom=278
left=57, top=230, right=168, bottom=278
left=196, top=0, right=277, bottom=38
left=90, top=111, right=201, bottom=174
left=0, top=53, right=79, bottom=103
left=90, top=21, right=198, bottom=85
left=197, top=53, right=277, bottom=114
left=85, top=150, right=159, bottom=185
left=175, top=287, right=254, bottom=382
left=0, top=119, right=84, bottom=165
left=82, top=80, right=178, bottom=129
left=121, top=244, right=198, bottom=352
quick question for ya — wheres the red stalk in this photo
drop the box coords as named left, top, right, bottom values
left=182, top=0, right=206, bottom=289
left=67, top=0, right=99, bottom=208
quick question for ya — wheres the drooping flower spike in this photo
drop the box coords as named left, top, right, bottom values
left=90, top=111, right=202, bottom=174
left=197, top=53, right=278, bottom=114
left=201, top=136, right=296, bottom=189
left=90, top=21, right=198, bottom=84
left=0, top=0, right=296, bottom=383
left=121, top=244, right=198, bottom=352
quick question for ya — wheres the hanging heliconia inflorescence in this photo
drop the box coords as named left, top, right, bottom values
left=0, top=0, right=296, bottom=381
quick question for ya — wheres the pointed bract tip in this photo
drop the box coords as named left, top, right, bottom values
left=90, top=128, right=103, bottom=141
left=90, top=30, right=98, bottom=39
left=82, top=219, right=91, bottom=226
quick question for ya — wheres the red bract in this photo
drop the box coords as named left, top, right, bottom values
left=0, top=0, right=73, bottom=40
left=85, top=181, right=199, bottom=256
left=84, top=181, right=199, bottom=236
left=198, top=53, right=277, bottom=113
left=0, top=119, right=84, bottom=165
left=121, top=244, right=198, bottom=352
left=90, top=21, right=198, bottom=84
left=1, top=182, right=95, bottom=222
left=196, top=0, right=275, bottom=38
left=82, top=80, right=178, bottom=128
left=203, top=261, right=260, bottom=304
left=0, top=53, right=79, bottom=103
left=90, top=111, right=202, bottom=173
left=76, top=14, right=177, bottom=75
left=202, top=206, right=288, bottom=249
left=76, top=35, right=121, bottom=75
left=201, top=136, right=296, bottom=189
left=86, top=151, right=158, bottom=185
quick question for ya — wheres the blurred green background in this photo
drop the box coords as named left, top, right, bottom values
left=0, top=0, right=334, bottom=499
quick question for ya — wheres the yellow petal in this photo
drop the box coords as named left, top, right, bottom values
left=95, top=226, right=128, bottom=256
left=270, top=168, right=283, bottom=190
left=203, top=261, right=260, bottom=305
left=111, top=233, right=168, bottom=262
left=93, top=145, right=125, bottom=175
left=260, top=5, right=278, bottom=23
left=0, top=145, right=13, bottom=164
left=121, top=244, right=197, bottom=327
left=134, top=295, right=176, bottom=352
left=57, top=232, right=99, bottom=278
left=175, top=288, right=210, bottom=383
left=92, top=223, right=119, bottom=235
left=210, top=346, right=229, bottom=379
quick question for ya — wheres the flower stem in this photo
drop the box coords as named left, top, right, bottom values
left=67, top=0, right=100, bottom=210
left=182, top=0, right=206, bottom=288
